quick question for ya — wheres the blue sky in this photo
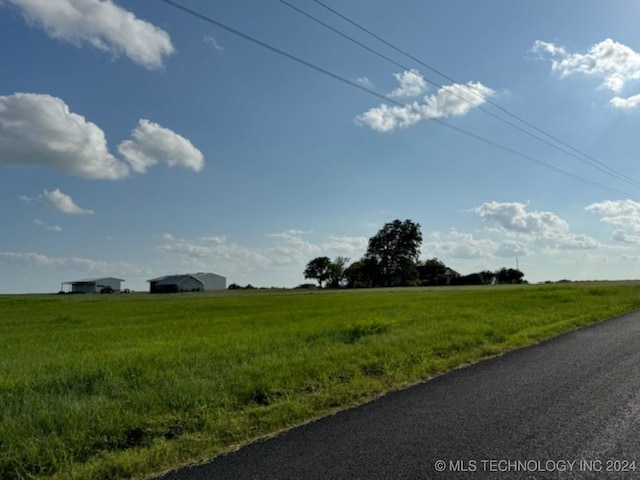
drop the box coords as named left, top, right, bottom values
left=2, top=0, right=640, bottom=293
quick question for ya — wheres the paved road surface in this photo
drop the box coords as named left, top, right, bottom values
left=158, top=311, right=640, bottom=479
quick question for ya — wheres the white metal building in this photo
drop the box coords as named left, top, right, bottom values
left=60, top=277, right=125, bottom=293
left=191, top=272, right=226, bottom=290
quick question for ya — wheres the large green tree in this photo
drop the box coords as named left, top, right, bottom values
left=303, top=256, right=332, bottom=287
left=304, top=256, right=350, bottom=288
left=344, top=258, right=378, bottom=288
left=327, top=256, right=349, bottom=288
left=365, top=219, right=422, bottom=287
left=495, top=268, right=525, bottom=284
left=417, top=258, right=448, bottom=286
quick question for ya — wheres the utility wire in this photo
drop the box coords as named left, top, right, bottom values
left=279, top=0, right=640, bottom=189
left=311, top=0, right=640, bottom=189
left=157, top=0, right=640, bottom=201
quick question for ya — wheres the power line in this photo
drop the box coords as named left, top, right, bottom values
left=157, top=0, right=640, bottom=201
left=307, top=0, right=640, bottom=189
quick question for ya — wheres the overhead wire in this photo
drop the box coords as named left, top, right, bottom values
left=156, top=0, right=640, bottom=201
left=305, top=0, right=640, bottom=189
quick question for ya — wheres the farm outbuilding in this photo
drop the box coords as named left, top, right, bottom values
left=191, top=272, right=226, bottom=290
left=60, top=277, right=125, bottom=293
left=147, top=272, right=226, bottom=293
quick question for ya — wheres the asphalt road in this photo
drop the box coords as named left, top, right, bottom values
left=158, top=311, right=640, bottom=480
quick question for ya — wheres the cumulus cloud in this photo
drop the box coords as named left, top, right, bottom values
left=0, top=93, right=205, bottom=178
left=425, top=230, right=499, bottom=260
left=610, top=93, right=640, bottom=109
left=475, top=201, right=599, bottom=250
left=118, top=119, right=204, bottom=173
left=1, top=0, right=174, bottom=69
left=496, top=240, right=528, bottom=257
left=586, top=199, right=640, bottom=243
left=611, top=229, right=640, bottom=244
left=43, top=188, right=94, bottom=215
left=532, top=38, right=640, bottom=108
left=356, top=80, right=494, bottom=132
left=322, top=236, right=368, bottom=256
left=447, top=231, right=498, bottom=259
left=475, top=201, right=569, bottom=234
left=0, top=93, right=129, bottom=179
left=389, top=69, right=427, bottom=98
left=586, top=199, right=640, bottom=230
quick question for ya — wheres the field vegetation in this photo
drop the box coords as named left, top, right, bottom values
left=2, top=282, right=640, bottom=479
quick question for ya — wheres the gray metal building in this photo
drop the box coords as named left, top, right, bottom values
left=148, top=272, right=226, bottom=293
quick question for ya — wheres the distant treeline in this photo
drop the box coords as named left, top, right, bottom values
left=303, top=219, right=525, bottom=289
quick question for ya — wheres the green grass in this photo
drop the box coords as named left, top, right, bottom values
left=2, top=282, right=640, bottom=479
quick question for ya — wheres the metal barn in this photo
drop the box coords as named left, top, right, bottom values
left=61, top=277, right=125, bottom=293
left=148, top=272, right=226, bottom=293
left=191, top=272, right=226, bottom=290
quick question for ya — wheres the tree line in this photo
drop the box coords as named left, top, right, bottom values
left=303, top=219, right=525, bottom=288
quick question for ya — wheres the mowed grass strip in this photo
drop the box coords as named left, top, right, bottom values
left=2, top=283, right=640, bottom=479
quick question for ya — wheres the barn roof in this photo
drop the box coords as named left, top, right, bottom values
left=150, top=274, right=203, bottom=286
left=148, top=273, right=224, bottom=283
left=61, top=277, right=125, bottom=284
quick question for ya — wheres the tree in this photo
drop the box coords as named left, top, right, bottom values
left=344, top=258, right=377, bottom=288
left=417, top=258, right=448, bottom=286
left=304, top=256, right=332, bottom=287
left=327, top=256, right=349, bottom=288
left=478, top=270, right=496, bottom=285
left=365, top=219, right=422, bottom=287
left=495, top=268, right=525, bottom=284
left=304, top=256, right=350, bottom=288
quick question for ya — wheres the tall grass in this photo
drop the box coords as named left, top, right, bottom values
left=1, top=283, right=640, bottom=479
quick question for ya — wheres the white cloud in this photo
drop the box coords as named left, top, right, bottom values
left=389, top=69, right=427, bottom=98
left=585, top=199, right=640, bottom=217
left=204, top=35, right=223, bottom=51
left=0, top=93, right=130, bottom=179
left=356, top=81, right=494, bottom=132
left=475, top=201, right=569, bottom=234
left=531, top=40, right=567, bottom=58
left=532, top=38, right=640, bottom=108
left=35, top=219, right=62, bottom=232
left=198, top=235, right=227, bottom=244
left=354, top=77, right=374, bottom=89
left=2, top=0, right=174, bottom=69
left=586, top=199, right=640, bottom=231
left=0, top=93, right=204, bottom=178
left=474, top=201, right=599, bottom=250
left=18, top=194, right=37, bottom=204
left=155, top=230, right=368, bottom=284
left=425, top=230, right=498, bottom=260
left=0, top=251, right=148, bottom=275
left=266, top=229, right=310, bottom=239
left=495, top=240, right=528, bottom=257
left=421, top=82, right=494, bottom=118
left=322, top=236, right=368, bottom=256
left=610, top=93, right=640, bottom=109
left=586, top=199, right=640, bottom=244
left=43, top=188, right=94, bottom=215
left=118, top=119, right=204, bottom=173
left=355, top=102, right=423, bottom=132
left=612, top=229, right=640, bottom=244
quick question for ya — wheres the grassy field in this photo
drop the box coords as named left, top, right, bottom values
left=2, top=282, right=640, bottom=479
